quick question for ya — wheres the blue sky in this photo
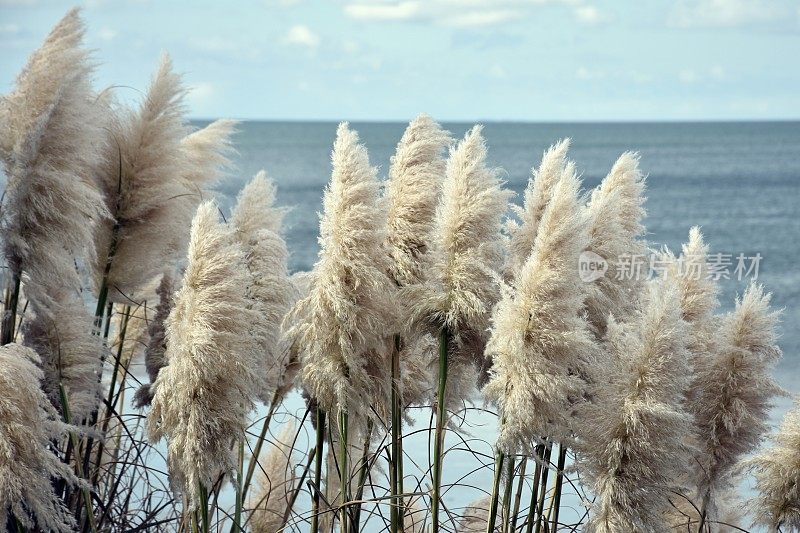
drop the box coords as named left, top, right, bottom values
left=1, top=0, right=798, bottom=121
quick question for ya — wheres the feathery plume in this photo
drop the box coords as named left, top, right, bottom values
left=133, top=271, right=174, bottom=408
left=248, top=423, right=298, bottom=533
left=584, top=152, right=648, bottom=334
left=231, top=171, right=295, bottom=403
left=0, top=343, right=81, bottom=532
left=404, top=125, right=512, bottom=401
left=147, top=201, right=261, bottom=501
left=384, top=113, right=451, bottom=287
left=231, top=169, right=286, bottom=237
left=22, top=290, right=104, bottom=421
left=484, top=167, right=594, bottom=452
left=457, top=496, right=494, bottom=533
left=284, top=122, right=395, bottom=421
left=667, top=227, right=720, bottom=370
left=578, top=276, right=693, bottom=532
left=505, top=139, right=570, bottom=278
left=0, top=8, right=108, bottom=293
left=94, top=55, right=235, bottom=302
left=748, top=401, right=800, bottom=531
left=690, top=283, right=783, bottom=514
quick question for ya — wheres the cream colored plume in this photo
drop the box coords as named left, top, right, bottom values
left=403, top=125, right=512, bottom=405
left=485, top=166, right=594, bottom=452
left=505, top=139, right=571, bottom=278
left=0, top=343, right=81, bottom=532
left=584, top=152, right=647, bottom=334
left=23, top=290, right=103, bottom=421
left=0, top=8, right=108, bottom=293
left=94, top=54, right=235, bottom=302
left=384, top=113, right=451, bottom=287
left=578, top=276, right=693, bottom=532
left=748, top=401, right=800, bottom=531
left=456, top=496, right=493, bottom=532
left=284, top=122, right=395, bottom=421
left=133, top=271, right=174, bottom=408
left=666, top=227, right=720, bottom=369
left=231, top=169, right=286, bottom=237
left=248, top=423, right=298, bottom=533
left=690, top=283, right=782, bottom=514
left=147, top=201, right=261, bottom=501
left=231, top=171, right=295, bottom=403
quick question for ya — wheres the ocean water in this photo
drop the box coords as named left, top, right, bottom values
left=215, top=120, right=800, bottom=397
left=195, top=120, right=799, bottom=530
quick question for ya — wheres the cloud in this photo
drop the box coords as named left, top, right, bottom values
left=187, top=82, right=216, bottom=108
left=667, top=0, right=794, bottom=29
left=0, top=23, right=19, bottom=34
left=284, top=24, right=320, bottom=48
left=679, top=69, right=698, bottom=84
left=573, top=5, right=608, bottom=25
left=344, top=1, right=422, bottom=21
left=343, top=0, right=583, bottom=27
left=98, top=27, right=117, bottom=41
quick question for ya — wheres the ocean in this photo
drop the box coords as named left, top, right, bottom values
left=191, top=120, right=800, bottom=529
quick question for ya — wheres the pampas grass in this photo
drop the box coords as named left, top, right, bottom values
left=485, top=164, right=594, bottom=453
left=147, top=201, right=261, bottom=503
left=0, top=343, right=82, bottom=532
left=231, top=170, right=294, bottom=402
left=23, top=290, right=104, bottom=421
left=584, top=152, right=647, bottom=334
left=133, top=271, right=174, bottom=408
left=0, top=8, right=107, bottom=298
left=748, top=401, right=800, bottom=531
left=505, top=139, right=571, bottom=279
left=385, top=113, right=451, bottom=287
left=94, top=54, right=234, bottom=303
left=690, top=283, right=783, bottom=524
left=578, top=276, right=693, bottom=533
left=248, top=424, right=299, bottom=533
left=285, top=122, right=395, bottom=422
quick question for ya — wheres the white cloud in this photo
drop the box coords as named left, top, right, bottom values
left=710, top=65, right=725, bottom=80
left=576, top=66, right=605, bottom=80
left=284, top=24, right=320, bottom=48
left=573, top=5, right=607, bottom=25
left=187, top=82, right=216, bottom=108
left=444, top=9, right=518, bottom=27
left=98, top=27, right=117, bottom=41
left=344, top=1, right=422, bottom=21
left=343, top=0, right=582, bottom=27
left=0, top=0, right=37, bottom=6
left=0, top=23, right=19, bottom=34
left=668, top=0, right=791, bottom=29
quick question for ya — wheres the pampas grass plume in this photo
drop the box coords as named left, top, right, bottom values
left=231, top=170, right=294, bottom=402
left=579, top=276, right=693, bottom=532
left=285, top=122, right=395, bottom=420
left=485, top=165, right=594, bottom=452
left=0, top=8, right=107, bottom=292
left=147, top=201, right=261, bottom=501
left=584, top=152, right=647, bottom=334
left=0, top=343, right=81, bottom=532
left=505, top=139, right=571, bottom=278
left=690, top=283, right=783, bottom=504
left=748, top=401, right=800, bottom=531
left=385, top=113, right=451, bottom=287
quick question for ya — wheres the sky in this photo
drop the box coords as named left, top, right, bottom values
left=1, top=0, right=799, bottom=121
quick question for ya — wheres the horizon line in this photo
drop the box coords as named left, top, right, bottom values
left=188, top=117, right=800, bottom=124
